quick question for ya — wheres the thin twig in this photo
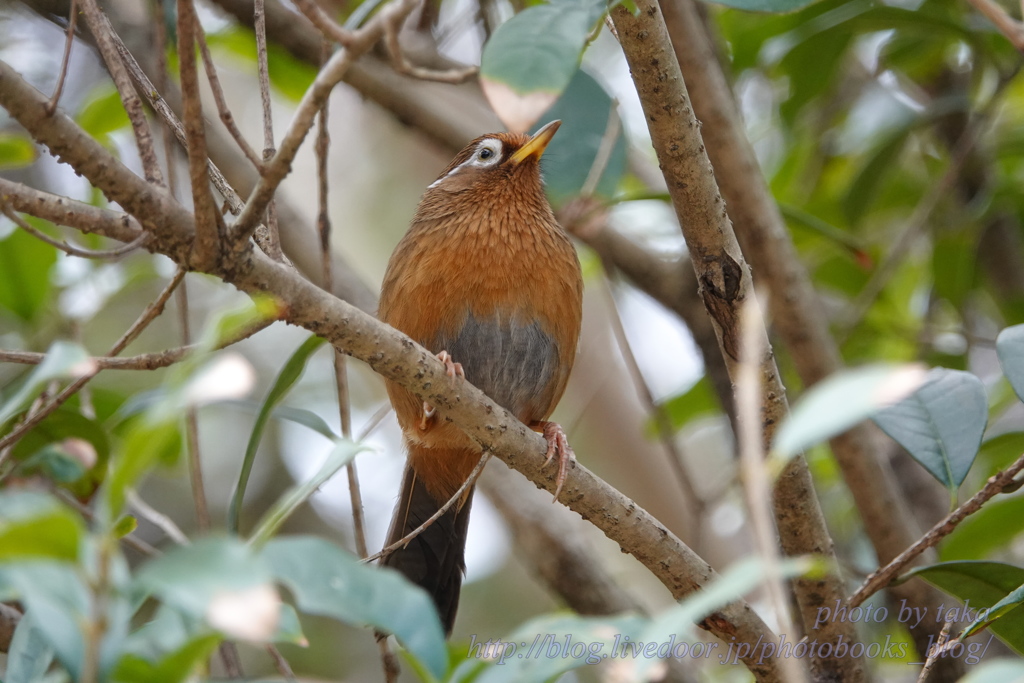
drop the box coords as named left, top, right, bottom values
left=964, top=0, right=1024, bottom=51
left=265, top=644, right=297, bottom=681
left=736, top=294, right=807, bottom=683
left=177, top=0, right=223, bottom=271
left=78, top=0, right=164, bottom=186
left=253, top=0, right=284, bottom=262
left=128, top=490, right=190, bottom=545
left=364, top=450, right=493, bottom=564
left=46, top=0, right=78, bottom=115
left=0, top=319, right=273, bottom=371
left=193, top=15, right=263, bottom=170
left=381, top=4, right=478, bottom=84
left=916, top=619, right=953, bottom=682
left=291, top=0, right=358, bottom=46
left=600, top=277, right=703, bottom=538
left=0, top=269, right=185, bottom=458
left=112, top=33, right=244, bottom=214
left=580, top=104, right=620, bottom=198
left=357, top=404, right=392, bottom=441
left=3, top=202, right=148, bottom=258
left=849, top=448, right=1024, bottom=607
left=230, top=0, right=422, bottom=243
left=176, top=279, right=211, bottom=532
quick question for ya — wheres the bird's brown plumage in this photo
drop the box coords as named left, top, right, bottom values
left=378, top=123, right=583, bottom=635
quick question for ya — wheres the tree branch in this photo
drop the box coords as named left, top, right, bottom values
left=610, top=3, right=861, bottom=680
left=0, top=59, right=783, bottom=682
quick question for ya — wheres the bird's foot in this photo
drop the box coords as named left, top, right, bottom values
left=420, top=350, right=465, bottom=430
left=535, top=421, right=574, bottom=501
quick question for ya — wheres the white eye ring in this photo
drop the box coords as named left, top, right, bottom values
left=470, top=139, right=503, bottom=167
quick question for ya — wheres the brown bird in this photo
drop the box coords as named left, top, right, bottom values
left=378, top=121, right=583, bottom=635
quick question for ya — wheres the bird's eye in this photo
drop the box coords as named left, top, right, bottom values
left=478, top=148, right=494, bottom=160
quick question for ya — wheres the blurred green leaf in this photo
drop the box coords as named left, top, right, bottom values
left=958, top=659, right=1024, bottom=682
left=843, top=125, right=913, bottom=226
left=6, top=611, right=55, bottom=683
left=962, top=581, right=1024, bottom=640
left=0, top=491, right=84, bottom=562
left=0, top=564, right=89, bottom=678
left=480, top=0, right=606, bottom=130
left=0, top=341, right=91, bottom=427
left=263, top=536, right=448, bottom=679
left=0, top=223, right=58, bottom=322
left=449, top=614, right=646, bottom=683
left=532, top=69, right=627, bottom=206
left=905, top=561, right=1024, bottom=654
left=76, top=85, right=131, bottom=140
left=0, top=133, right=37, bottom=170
left=657, top=376, right=720, bottom=432
left=481, top=0, right=605, bottom=95
left=997, top=324, right=1024, bottom=402
left=229, top=334, right=326, bottom=533
left=978, top=431, right=1024, bottom=475
left=249, top=438, right=365, bottom=547
left=873, top=368, right=987, bottom=498
left=206, top=28, right=316, bottom=101
left=135, top=537, right=272, bottom=618
left=707, top=0, right=828, bottom=15
left=102, top=418, right=181, bottom=523
left=773, top=363, right=927, bottom=461
left=932, top=230, right=977, bottom=309
left=112, top=634, right=221, bottom=683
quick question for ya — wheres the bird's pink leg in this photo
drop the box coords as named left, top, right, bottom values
left=420, top=350, right=465, bottom=430
left=533, top=421, right=575, bottom=500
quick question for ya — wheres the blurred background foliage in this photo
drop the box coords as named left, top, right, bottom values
left=1, top=0, right=1024, bottom=677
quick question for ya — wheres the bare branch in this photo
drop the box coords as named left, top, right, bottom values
left=2, top=202, right=148, bottom=258
left=381, top=4, right=478, bottom=84
left=78, top=0, right=165, bottom=187
left=963, top=0, right=1024, bottom=51
left=610, top=2, right=862, bottom=679
left=194, top=16, right=264, bottom=170
left=850, top=447, right=1024, bottom=608
left=46, top=0, right=78, bottom=115
left=253, top=0, right=284, bottom=262
left=291, top=0, right=358, bottom=47
left=177, top=0, right=223, bottom=270
left=0, top=57, right=783, bottom=681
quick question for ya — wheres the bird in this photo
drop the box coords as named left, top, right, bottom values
left=377, top=120, right=583, bottom=635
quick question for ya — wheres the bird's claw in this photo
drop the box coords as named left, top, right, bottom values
left=420, top=351, right=464, bottom=430
left=537, top=421, right=574, bottom=501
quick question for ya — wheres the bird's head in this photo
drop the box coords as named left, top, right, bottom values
left=425, top=120, right=561, bottom=196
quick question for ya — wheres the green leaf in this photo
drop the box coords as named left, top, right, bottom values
left=6, top=611, right=55, bottom=683
left=530, top=69, right=627, bottom=206
left=449, top=614, right=647, bottom=683
left=997, top=324, right=1024, bottom=402
left=262, top=536, right=447, bottom=679
left=958, top=658, right=1024, bottom=682
left=978, top=431, right=1024, bottom=474
left=135, top=537, right=272, bottom=618
left=706, top=0, right=828, bottom=15
left=873, top=368, right=987, bottom=497
left=0, top=564, right=90, bottom=678
left=102, top=418, right=181, bottom=523
left=248, top=438, right=365, bottom=547
left=229, top=334, right=326, bottom=533
left=843, top=125, right=913, bottom=226
left=0, top=216, right=57, bottom=323
left=0, top=341, right=91, bottom=427
left=0, top=491, right=84, bottom=561
left=0, top=133, right=37, bottom=170
left=932, top=230, right=977, bottom=309
left=76, top=85, right=131, bottom=140
left=772, top=364, right=927, bottom=460
left=904, top=561, right=1024, bottom=654
left=271, top=404, right=339, bottom=440
left=628, top=556, right=824, bottom=678
left=112, top=634, right=222, bottom=683
left=657, top=376, right=721, bottom=432
left=480, top=0, right=607, bottom=131
left=962, top=581, right=1024, bottom=640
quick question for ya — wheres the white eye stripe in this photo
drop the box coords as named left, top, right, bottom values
left=429, top=139, right=504, bottom=188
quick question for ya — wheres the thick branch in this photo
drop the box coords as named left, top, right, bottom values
left=610, top=3, right=861, bottom=681
left=0, top=58, right=782, bottom=682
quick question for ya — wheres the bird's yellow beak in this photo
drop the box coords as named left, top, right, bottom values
left=510, top=120, right=561, bottom=164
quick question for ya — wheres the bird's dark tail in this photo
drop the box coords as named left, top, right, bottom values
left=381, top=458, right=475, bottom=635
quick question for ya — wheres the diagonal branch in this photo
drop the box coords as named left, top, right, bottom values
left=0, top=59, right=783, bottom=682
left=610, top=2, right=862, bottom=680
